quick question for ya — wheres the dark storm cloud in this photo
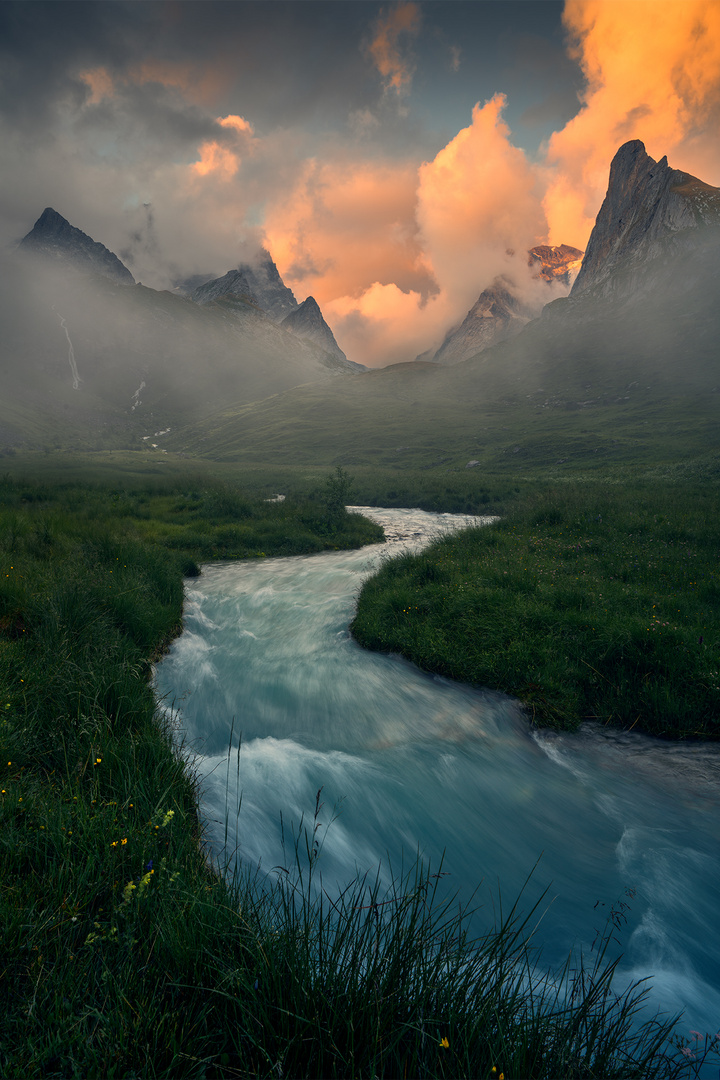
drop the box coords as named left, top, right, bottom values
left=72, top=81, right=224, bottom=157
left=509, top=33, right=584, bottom=135
left=0, top=2, right=145, bottom=125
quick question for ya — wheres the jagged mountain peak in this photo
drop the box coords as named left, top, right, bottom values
left=192, top=251, right=298, bottom=322
left=192, top=268, right=259, bottom=309
left=19, top=207, right=135, bottom=285
left=571, top=140, right=720, bottom=298
left=529, top=244, right=584, bottom=284
left=425, top=243, right=584, bottom=367
left=282, top=295, right=354, bottom=369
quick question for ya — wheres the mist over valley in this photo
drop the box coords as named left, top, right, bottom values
left=2, top=140, right=718, bottom=479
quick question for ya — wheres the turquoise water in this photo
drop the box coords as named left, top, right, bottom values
left=153, top=507, right=720, bottom=1043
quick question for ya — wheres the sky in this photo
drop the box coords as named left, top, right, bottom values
left=1, top=0, right=719, bottom=366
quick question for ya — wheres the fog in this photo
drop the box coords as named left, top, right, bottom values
left=0, top=252, right=358, bottom=451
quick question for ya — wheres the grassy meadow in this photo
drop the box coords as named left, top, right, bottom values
left=1, top=459, right=717, bottom=1076
left=352, top=480, right=720, bottom=738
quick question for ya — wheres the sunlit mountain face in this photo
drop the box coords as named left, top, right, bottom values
left=1, top=1, right=718, bottom=370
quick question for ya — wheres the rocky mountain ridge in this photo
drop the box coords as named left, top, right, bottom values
left=280, top=297, right=364, bottom=371
left=18, top=207, right=135, bottom=286
left=571, top=140, right=720, bottom=298
left=188, top=251, right=350, bottom=363
left=2, top=213, right=361, bottom=450
left=16, top=208, right=350, bottom=368
left=426, top=243, right=583, bottom=366
left=191, top=251, right=299, bottom=322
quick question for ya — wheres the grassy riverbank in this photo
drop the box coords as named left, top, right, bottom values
left=352, top=481, right=720, bottom=738
left=0, top=471, right=713, bottom=1076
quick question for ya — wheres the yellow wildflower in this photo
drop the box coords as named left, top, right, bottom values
left=439, top=1037, right=449, bottom=1049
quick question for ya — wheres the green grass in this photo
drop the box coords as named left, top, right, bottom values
left=1, top=470, right=714, bottom=1076
left=352, top=481, right=720, bottom=738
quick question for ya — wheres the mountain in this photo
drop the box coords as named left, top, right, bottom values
left=427, top=244, right=583, bottom=366
left=4, top=141, right=718, bottom=469
left=2, top=216, right=361, bottom=451
left=167, top=142, right=719, bottom=471
left=191, top=268, right=260, bottom=310
left=281, top=296, right=361, bottom=371
left=529, top=244, right=584, bottom=284
left=192, top=250, right=298, bottom=321
left=571, top=140, right=720, bottom=298
left=191, top=253, right=356, bottom=366
left=430, top=279, right=535, bottom=365
left=18, top=208, right=135, bottom=285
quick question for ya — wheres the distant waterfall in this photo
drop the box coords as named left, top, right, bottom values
left=53, top=308, right=81, bottom=389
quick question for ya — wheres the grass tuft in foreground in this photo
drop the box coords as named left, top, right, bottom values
left=351, top=481, right=720, bottom=737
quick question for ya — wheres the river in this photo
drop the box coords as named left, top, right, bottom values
left=153, top=506, right=720, bottom=1044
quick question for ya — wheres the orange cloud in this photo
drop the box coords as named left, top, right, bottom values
left=130, top=58, right=233, bottom=106
left=262, top=96, right=550, bottom=366
left=326, top=282, right=453, bottom=368
left=79, top=67, right=115, bottom=104
left=192, top=142, right=239, bottom=180
left=417, top=95, right=547, bottom=307
left=264, top=157, right=431, bottom=306
left=192, top=114, right=254, bottom=180
left=218, top=115, right=254, bottom=136
left=544, top=0, right=720, bottom=246
left=367, top=2, right=421, bottom=95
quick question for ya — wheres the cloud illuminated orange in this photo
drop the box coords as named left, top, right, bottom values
left=543, top=0, right=720, bottom=246
left=263, top=157, right=430, bottom=306
left=417, top=95, right=546, bottom=306
left=79, top=67, right=115, bottom=104
left=367, top=2, right=421, bottom=95
left=192, top=115, right=255, bottom=180
left=263, top=95, right=547, bottom=366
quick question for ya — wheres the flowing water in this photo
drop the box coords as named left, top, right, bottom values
left=153, top=507, right=720, bottom=1041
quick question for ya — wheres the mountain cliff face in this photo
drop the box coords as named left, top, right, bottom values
left=427, top=244, right=583, bottom=366
left=19, top=208, right=135, bottom=285
left=192, top=251, right=298, bottom=321
left=571, top=140, right=720, bottom=299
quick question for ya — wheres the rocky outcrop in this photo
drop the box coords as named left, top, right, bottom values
left=192, top=268, right=259, bottom=309
left=193, top=256, right=359, bottom=368
left=192, top=250, right=298, bottom=321
left=281, top=296, right=354, bottom=368
left=529, top=244, right=584, bottom=285
left=19, top=208, right=134, bottom=285
left=427, top=244, right=583, bottom=366
left=431, top=279, right=535, bottom=366
left=571, top=140, right=720, bottom=299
